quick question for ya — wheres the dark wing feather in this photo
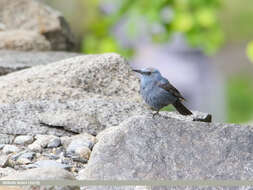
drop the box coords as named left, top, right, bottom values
left=157, top=81, right=185, bottom=101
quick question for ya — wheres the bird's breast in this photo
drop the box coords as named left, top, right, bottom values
left=140, top=83, right=177, bottom=110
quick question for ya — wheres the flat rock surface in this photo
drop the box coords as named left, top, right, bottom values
left=80, top=116, right=253, bottom=188
left=0, top=53, right=140, bottom=104
left=0, top=98, right=207, bottom=137
left=0, top=50, right=80, bottom=75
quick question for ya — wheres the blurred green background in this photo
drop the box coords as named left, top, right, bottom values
left=45, top=0, right=253, bottom=124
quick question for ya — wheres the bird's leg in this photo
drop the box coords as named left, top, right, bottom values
left=152, top=110, right=160, bottom=118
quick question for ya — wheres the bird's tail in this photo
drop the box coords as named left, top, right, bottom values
left=172, top=100, right=192, bottom=115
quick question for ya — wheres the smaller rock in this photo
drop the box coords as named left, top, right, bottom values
left=6, top=159, right=15, bottom=168
left=28, top=135, right=59, bottom=152
left=0, top=155, right=9, bottom=167
left=64, top=134, right=95, bottom=164
left=42, top=153, right=59, bottom=160
left=35, top=134, right=59, bottom=148
left=28, top=142, right=42, bottom=152
left=64, top=133, right=97, bottom=151
left=53, top=146, right=65, bottom=156
left=75, top=147, right=91, bottom=161
left=30, top=160, right=72, bottom=170
left=16, top=157, right=32, bottom=165
left=161, top=111, right=212, bottom=123
left=2, top=145, right=21, bottom=154
left=47, top=137, right=61, bottom=148
left=14, top=135, right=34, bottom=145
left=18, top=152, right=35, bottom=161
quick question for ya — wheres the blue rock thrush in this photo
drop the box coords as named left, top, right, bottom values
left=133, top=67, right=192, bottom=116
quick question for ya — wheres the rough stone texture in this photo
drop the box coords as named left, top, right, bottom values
left=38, top=98, right=147, bottom=135
left=0, top=30, right=51, bottom=51
left=29, top=160, right=72, bottom=170
left=0, top=134, right=15, bottom=144
left=2, top=145, right=21, bottom=154
left=47, top=138, right=61, bottom=148
left=0, top=0, right=76, bottom=51
left=14, top=135, right=34, bottom=145
left=0, top=101, right=74, bottom=137
left=80, top=116, right=253, bottom=189
left=28, top=135, right=60, bottom=152
left=1, top=168, right=79, bottom=190
left=0, top=53, right=140, bottom=104
left=0, top=50, right=80, bottom=76
left=1, top=168, right=73, bottom=179
left=0, top=98, right=209, bottom=137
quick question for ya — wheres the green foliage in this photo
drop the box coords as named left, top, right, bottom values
left=82, top=0, right=224, bottom=57
left=247, top=41, right=253, bottom=62
left=227, top=76, right=253, bottom=123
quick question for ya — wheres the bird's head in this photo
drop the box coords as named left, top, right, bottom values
left=133, top=67, right=161, bottom=79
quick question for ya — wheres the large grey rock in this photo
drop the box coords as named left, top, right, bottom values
left=0, top=30, right=51, bottom=51
left=0, top=101, right=73, bottom=137
left=0, top=50, right=80, bottom=76
left=80, top=115, right=253, bottom=189
left=0, top=53, right=140, bottom=104
left=0, top=98, right=209, bottom=137
left=0, top=0, right=75, bottom=51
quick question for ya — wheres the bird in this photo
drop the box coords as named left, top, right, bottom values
left=133, top=67, right=192, bottom=117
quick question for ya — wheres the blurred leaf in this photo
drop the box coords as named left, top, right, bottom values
left=172, top=12, right=194, bottom=32
left=246, top=41, right=253, bottom=62
left=195, top=8, right=216, bottom=28
left=227, top=76, right=253, bottom=123
left=81, top=0, right=224, bottom=56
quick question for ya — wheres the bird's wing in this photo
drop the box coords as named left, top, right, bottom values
left=157, top=80, right=186, bottom=101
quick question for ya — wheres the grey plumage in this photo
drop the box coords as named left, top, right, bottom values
left=133, top=67, right=192, bottom=116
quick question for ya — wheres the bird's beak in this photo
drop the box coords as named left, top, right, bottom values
left=132, top=69, right=143, bottom=74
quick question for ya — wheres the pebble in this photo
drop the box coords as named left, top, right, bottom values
left=28, top=142, right=42, bottom=152
left=2, top=145, right=21, bottom=154
left=66, top=139, right=92, bottom=153
left=14, top=135, right=34, bottom=145
left=75, top=147, right=91, bottom=160
left=16, top=157, right=32, bottom=165
left=30, top=160, right=72, bottom=170
left=61, top=133, right=97, bottom=149
left=35, top=134, right=59, bottom=148
left=47, top=138, right=61, bottom=148
left=19, top=152, right=35, bottom=160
